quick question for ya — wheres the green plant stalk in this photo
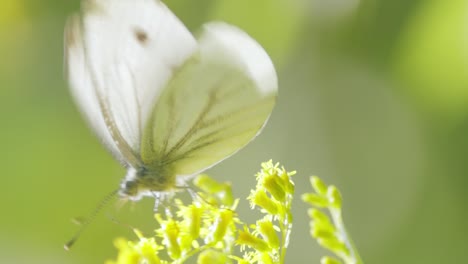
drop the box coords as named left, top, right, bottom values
left=279, top=220, right=286, bottom=264
left=279, top=220, right=292, bottom=264
left=172, top=244, right=211, bottom=264
left=329, top=208, right=363, bottom=264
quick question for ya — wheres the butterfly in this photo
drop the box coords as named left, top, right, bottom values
left=65, top=0, right=278, bottom=204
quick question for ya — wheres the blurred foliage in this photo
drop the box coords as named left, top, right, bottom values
left=395, top=0, right=468, bottom=121
left=209, top=0, right=303, bottom=65
left=1, top=0, right=468, bottom=263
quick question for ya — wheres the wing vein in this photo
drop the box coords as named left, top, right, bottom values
left=163, top=83, right=223, bottom=159
left=80, top=18, right=142, bottom=167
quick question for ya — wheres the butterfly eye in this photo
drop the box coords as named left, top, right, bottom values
left=122, top=180, right=138, bottom=196
left=125, top=180, right=136, bottom=189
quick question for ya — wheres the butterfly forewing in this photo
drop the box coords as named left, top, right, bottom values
left=65, top=15, right=128, bottom=165
left=65, top=0, right=197, bottom=166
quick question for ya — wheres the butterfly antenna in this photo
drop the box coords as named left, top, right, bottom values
left=107, top=214, right=135, bottom=232
left=185, top=186, right=214, bottom=206
left=64, top=188, right=119, bottom=251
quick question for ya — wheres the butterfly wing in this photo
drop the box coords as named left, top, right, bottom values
left=141, top=23, right=278, bottom=176
left=65, top=0, right=197, bottom=166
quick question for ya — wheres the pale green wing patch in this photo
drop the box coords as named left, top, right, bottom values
left=140, top=22, right=277, bottom=176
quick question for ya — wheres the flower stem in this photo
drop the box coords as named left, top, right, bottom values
left=329, top=208, right=363, bottom=264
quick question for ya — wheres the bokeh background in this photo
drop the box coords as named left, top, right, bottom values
left=1, top=0, right=468, bottom=263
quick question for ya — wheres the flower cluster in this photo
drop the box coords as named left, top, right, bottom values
left=302, top=177, right=363, bottom=264
left=106, top=162, right=363, bottom=264
left=240, top=161, right=295, bottom=263
left=106, top=161, right=296, bottom=264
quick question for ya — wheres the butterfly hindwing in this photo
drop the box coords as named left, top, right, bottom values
left=140, top=23, right=278, bottom=176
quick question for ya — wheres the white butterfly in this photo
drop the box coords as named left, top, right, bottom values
left=65, top=0, right=278, bottom=202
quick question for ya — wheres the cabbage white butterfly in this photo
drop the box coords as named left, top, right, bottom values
left=65, top=0, right=277, bottom=204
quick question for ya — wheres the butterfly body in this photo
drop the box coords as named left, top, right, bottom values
left=65, top=0, right=278, bottom=203
left=120, top=165, right=175, bottom=200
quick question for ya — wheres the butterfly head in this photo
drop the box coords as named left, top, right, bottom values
left=119, top=166, right=176, bottom=201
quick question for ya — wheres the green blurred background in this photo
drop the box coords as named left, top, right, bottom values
left=1, top=0, right=468, bottom=263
